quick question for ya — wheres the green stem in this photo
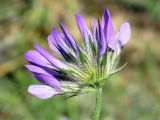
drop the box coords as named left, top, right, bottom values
left=93, top=88, right=102, bottom=120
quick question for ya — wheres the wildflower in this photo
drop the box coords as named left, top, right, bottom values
left=24, top=8, right=131, bottom=100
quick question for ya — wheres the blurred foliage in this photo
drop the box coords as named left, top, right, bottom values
left=0, top=0, right=160, bottom=120
left=121, top=0, right=160, bottom=20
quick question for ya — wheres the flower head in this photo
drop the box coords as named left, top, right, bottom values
left=24, top=8, right=131, bottom=99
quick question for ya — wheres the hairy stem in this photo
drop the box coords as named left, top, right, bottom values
left=93, top=88, right=102, bottom=120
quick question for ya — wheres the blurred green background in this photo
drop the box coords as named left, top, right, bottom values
left=0, top=0, right=160, bottom=120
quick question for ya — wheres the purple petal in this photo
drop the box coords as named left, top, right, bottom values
left=24, top=50, right=52, bottom=68
left=24, top=65, right=52, bottom=76
left=50, top=29, right=68, bottom=48
left=59, top=23, right=78, bottom=53
left=28, top=85, right=61, bottom=99
left=48, top=29, right=76, bottom=61
left=102, top=9, right=117, bottom=51
left=48, top=30, right=60, bottom=53
left=92, top=19, right=97, bottom=38
left=75, top=14, right=91, bottom=40
left=34, top=44, right=68, bottom=69
left=92, top=19, right=99, bottom=45
left=35, top=74, right=61, bottom=89
left=48, top=28, right=71, bottom=54
left=98, top=19, right=106, bottom=55
left=116, top=22, right=131, bottom=47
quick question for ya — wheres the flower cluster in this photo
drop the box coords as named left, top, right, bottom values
left=24, top=9, right=131, bottom=99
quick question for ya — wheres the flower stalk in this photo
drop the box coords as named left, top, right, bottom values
left=93, top=88, right=102, bottom=120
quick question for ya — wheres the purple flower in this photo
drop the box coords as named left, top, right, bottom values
left=24, top=8, right=131, bottom=99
